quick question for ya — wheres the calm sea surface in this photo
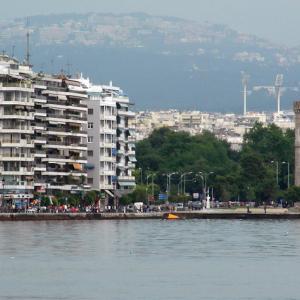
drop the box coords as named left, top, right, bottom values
left=0, top=220, right=299, bottom=300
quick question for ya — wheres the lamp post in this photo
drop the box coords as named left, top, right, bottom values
left=270, top=161, right=279, bottom=185
left=138, top=167, right=143, bottom=185
left=178, top=172, right=193, bottom=195
left=146, top=173, right=156, bottom=204
left=282, top=161, right=290, bottom=189
left=198, top=172, right=214, bottom=209
left=183, top=172, right=193, bottom=195
left=165, top=172, right=177, bottom=202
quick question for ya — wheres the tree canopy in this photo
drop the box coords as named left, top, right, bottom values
left=132, top=124, right=295, bottom=204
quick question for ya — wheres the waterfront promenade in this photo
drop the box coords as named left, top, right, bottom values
left=0, top=208, right=299, bottom=221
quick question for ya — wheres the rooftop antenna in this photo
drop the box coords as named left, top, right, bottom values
left=241, top=72, right=250, bottom=116
left=26, top=18, right=30, bottom=65
left=11, top=45, right=15, bottom=58
left=66, top=61, right=72, bottom=76
left=275, top=74, right=283, bottom=115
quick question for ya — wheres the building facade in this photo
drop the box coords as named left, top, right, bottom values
left=85, top=80, right=136, bottom=207
left=0, top=55, right=88, bottom=204
left=0, top=55, right=136, bottom=206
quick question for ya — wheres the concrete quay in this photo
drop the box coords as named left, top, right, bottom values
left=0, top=209, right=300, bottom=221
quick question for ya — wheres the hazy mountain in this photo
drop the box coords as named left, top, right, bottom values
left=1, top=12, right=300, bottom=112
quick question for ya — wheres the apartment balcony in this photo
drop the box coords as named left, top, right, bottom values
left=0, top=167, right=35, bottom=176
left=46, top=184, right=85, bottom=191
left=118, top=176, right=135, bottom=183
left=116, top=161, right=126, bottom=168
left=34, top=123, right=46, bottom=131
left=32, top=95, right=47, bottom=104
left=99, top=184, right=115, bottom=190
left=46, top=114, right=86, bottom=125
left=99, top=142, right=116, bottom=148
left=116, top=96, right=130, bottom=104
left=100, top=156, right=116, bottom=163
left=0, top=112, right=35, bottom=120
left=126, top=150, right=136, bottom=156
left=0, top=98, right=35, bottom=106
left=0, top=139, right=35, bottom=148
left=99, top=128, right=116, bottom=135
left=43, top=142, right=87, bottom=151
left=46, top=127, right=87, bottom=137
left=42, top=170, right=86, bottom=177
left=127, top=163, right=136, bottom=170
left=34, top=137, right=47, bottom=144
left=35, top=109, right=47, bottom=117
left=0, top=154, right=34, bottom=162
left=0, top=82, right=34, bottom=92
left=34, top=151, right=47, bottom=158
left=3, top=182, right=34, bottom=190
left=100, top=170, right=116, bottom=176
left=42, top=155, right=87, bottom=164
left=0, top=127, right=34, bottom=134
left=101, top=115, right=116, bottom=121
left=34, top=164, right=47, bottom=172
left=127, top=136, right=136, bottom=142
left=45, top=101, right=87, bottom=112
left=117, top=110, right=135, bottom=118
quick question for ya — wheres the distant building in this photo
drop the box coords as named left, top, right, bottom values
left=135, top=109, right=294, bottom=151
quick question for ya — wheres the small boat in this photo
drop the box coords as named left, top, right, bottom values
left=164, top=213, right=180, bottom=220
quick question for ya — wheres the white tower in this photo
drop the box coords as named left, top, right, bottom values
left=275, top=74, right=283, bottom=115
left=241, top=72, right=250, bottom=116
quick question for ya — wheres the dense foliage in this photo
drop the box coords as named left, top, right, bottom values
left=133, top=124, right=295, bottom=204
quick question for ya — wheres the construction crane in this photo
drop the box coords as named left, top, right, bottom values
left=241, top=72, right=250, bottom=116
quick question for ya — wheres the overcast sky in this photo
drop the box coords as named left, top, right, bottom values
left=1, top=0, right=300, bottom=46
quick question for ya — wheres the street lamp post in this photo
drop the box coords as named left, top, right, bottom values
left=165, top=172, right=177, bottom=202
left=146, top=173, right=156, bottom=204
left=139, top=167, right=143, bottom=185
left=183, top=172, right=193, bottom=195
left=282, top=161, right=290, bottom=189
left=198, top=172, right=214, bottom=209
left=271, top=161, right=279, bottom=185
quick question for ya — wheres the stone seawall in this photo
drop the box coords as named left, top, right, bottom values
left=0, top=211, right=300, bottom=221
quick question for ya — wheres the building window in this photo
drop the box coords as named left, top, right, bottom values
left=88, top=150, right=93, bottom=156
left=88, top=136, right=93, bottom=143
left=88, top=108, right=93, bottom=115
left=88, top=122, right=93, bottom=129
left=88, top=178, right=93, bottom=184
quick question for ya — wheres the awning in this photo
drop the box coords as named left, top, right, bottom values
left=73, top=163, right=82, bottom=171
left=118, top=181, right=136, bottom=186
left=105, top=190, right=114, bottom=198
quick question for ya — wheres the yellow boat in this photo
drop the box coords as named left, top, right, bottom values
left=165, top=213, right=180, bottom=220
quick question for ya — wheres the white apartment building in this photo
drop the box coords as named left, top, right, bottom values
left=0, top=55, right=35, bottom=202
left=0, top=55, right=88, bottom=204
left=84, top=80, right=136, bottom=206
